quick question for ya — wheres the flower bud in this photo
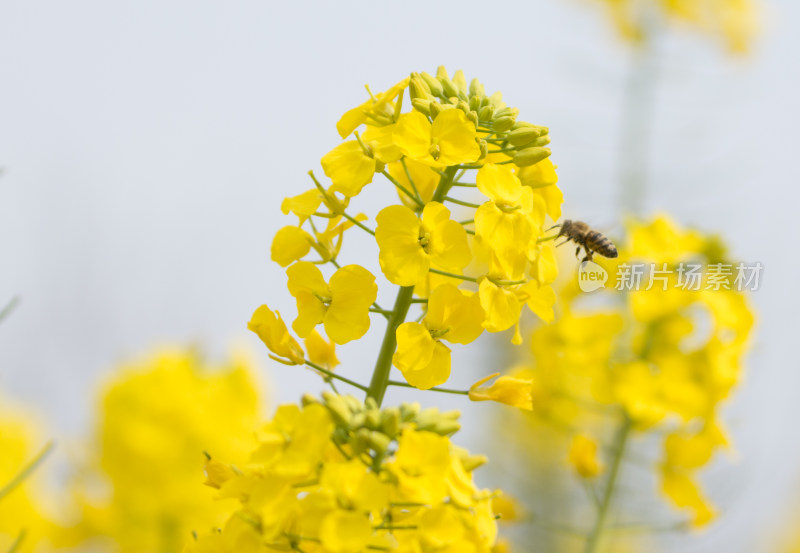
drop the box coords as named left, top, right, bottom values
left=411, top=98, right=432, bottom=116
left=323, top=392, right=353, bottom=425
left=342, top=395, right=363, bottom=412
left=469, top=78, right=485, bottom=98
left=349, top=411, right=366, bottom=431
left=479, top=139, right=488, bottom=160
left=493, top=116, right=516, bottom=133
left=457, top=100, right=471, bottom=114
left=350, top=428, right=371, bottom=455
left=469, top=95, right=482, bottom=112
left=439, top=77, right=460, bottom=100
left=513, top=147, right=552, bottom=167
left=420, top=72, right=444, bottom=97
left=467, top=110, right=479, bottom=127
left=400, top=402, right=420, bottom=421
left=367, top=430, right=391, bottom=455
left=409, top=75, right=432, bottom=100
left=365, top=408, right=381, bottom=430
left=380, top=407, right=401, bottom=437
left=301, top=393, right=319, bottom=407
left=452, top=70, right=468, bottom=98
left=478, top=105, right=495, bottom=121
left=435, top=65, right=449, bottom=80
left=507, top=127, right=543, bottom=147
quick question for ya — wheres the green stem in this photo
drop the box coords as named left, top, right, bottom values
left=382, top=171, right=423, bottom=208
left=444, top=196, right=481, bottom=208
left=366, top=286, right=415, bottom=406
left=341, top=212, right=375, bottom=236
left=584, top=417, right=632, bottom=553
left=387, top=380, right=468, bottom=396
left=429, top=268, right=477, bottom=283
left=365, top=166, right=459, bottom=406
left=305, top=361, right=369, bottom=392
left=0, top=442, right=54, bottom=501
left=6, top=530, right=26, bottom=553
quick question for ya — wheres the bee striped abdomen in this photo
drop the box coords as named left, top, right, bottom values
left=586, top=230, right=618, bottom=258
left=556, top=219, right=618, bottom=262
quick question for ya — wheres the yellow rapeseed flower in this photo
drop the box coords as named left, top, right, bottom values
left=393, top=284, right=484, bottom=389
left=393, top=109, right=481, bottom=168
left=376, top=202, right=470, bottom=286
left=286, top=261, right=377, bottom=345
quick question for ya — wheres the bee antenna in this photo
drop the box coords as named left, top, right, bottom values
left=546, top=224, right=561, bottom=232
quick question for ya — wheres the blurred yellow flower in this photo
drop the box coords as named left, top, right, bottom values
left=568, top=434, right=603, bottom=478
left=0, top=401, right=53, bottom=553
left=67, top=350, right=264, bottom=553
left=593, top=0, right=759, bottom=53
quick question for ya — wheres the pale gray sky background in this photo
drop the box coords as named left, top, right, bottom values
left=1, top=1, right=798, bottom=551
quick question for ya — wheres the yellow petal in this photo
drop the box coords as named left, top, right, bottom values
left=280, top=188, right=323, bottom=223
left=393, top=322, right=452, bottom=389
left=325, top=264, right=378, bottom=344
left=432, top=109, right=481, bottom=166
left=376, top=205, right=429, bottom=286
left=247, top=305, right=304, bottom=364
left=305, top=329, right=339, bottom=370
left=270, top=226, right=313, bottom=267
left=477, top=163, right=522, bottom=204
left=319, top=510, right=372, bottom=553
left=519, top=282, right=556, bottom=323
left=468, top=373, right=533, bottom=410
left=321, top=141, right=376, bottom=197
left=286, top=261, right=329, bottom=297
left=478, top=278, right=523, bottom=333
left=387, top=158, right=439, bottom=208
left=393, top=111, right=432, bottom=160
left=362, top=123, right=402, bottom=163
left=426, top=284, right=484, bottom=344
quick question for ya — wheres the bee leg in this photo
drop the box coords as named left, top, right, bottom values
left=582, top=248, right=594, bottom=263
left=575, top=246, right=581, bottom=259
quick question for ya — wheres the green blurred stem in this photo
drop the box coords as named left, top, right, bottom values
left=0, top=296, right=20, bottom=325
left=0, top=442, right=54, bottom=501
left=584, top=417, right=632, bottom=553
left=6, top=530, right=26, bottom=553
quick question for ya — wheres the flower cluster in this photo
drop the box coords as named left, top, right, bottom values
left=65, top=350, right=265, bottom=553
left=471, top=216, right=754, bottom=526
left=256, top=67, right=565, bottom=392
left=592, top=0, right=758, bottom=53
left=187, top=393, right=499, bottom=553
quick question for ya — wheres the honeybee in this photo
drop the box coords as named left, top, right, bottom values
left=552, top=220, right=618, bottom=263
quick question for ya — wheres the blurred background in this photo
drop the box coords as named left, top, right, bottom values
left=1, top=0, right=798, bottom=551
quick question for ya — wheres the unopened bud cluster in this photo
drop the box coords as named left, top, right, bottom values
left=409, top=67, right=551, bottom=166
left=310, top=391, right=465, bottom=460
